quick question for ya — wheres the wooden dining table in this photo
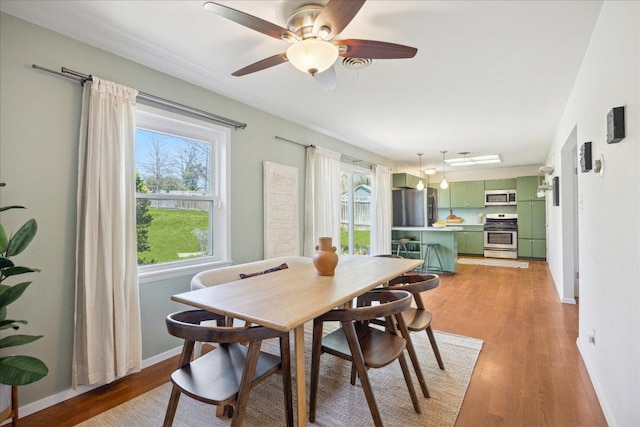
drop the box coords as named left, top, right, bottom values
left=171, top=255, right=423, bottom=427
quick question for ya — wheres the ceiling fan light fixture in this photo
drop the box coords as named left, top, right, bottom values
left=286, top=39, right=339, bottom=76
left=317, top=26, right=332, bottom=40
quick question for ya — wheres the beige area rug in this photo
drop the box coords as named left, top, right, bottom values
left=78, top=327, right=482, bottom=427
left=457, top=257, right=529, bottom=269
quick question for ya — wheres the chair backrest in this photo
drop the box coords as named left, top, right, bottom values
left=316, top=290, right=412, bottom=323
left=387, top=274, right=439, bottom=293
left=373, top=254, right=404, bottom=258
left=386, top=274, right=439, bottom=310
left=166, top=310, right=286, bottom=344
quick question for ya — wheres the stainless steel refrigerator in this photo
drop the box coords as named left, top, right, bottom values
left=392, top=188, right=437, bottom=227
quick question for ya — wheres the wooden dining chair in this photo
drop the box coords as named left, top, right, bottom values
left=386, top=273, right=445, bottom=370
left=309, top=289, right=422, bottom=427
left=163, top=310, right=293, bottom=427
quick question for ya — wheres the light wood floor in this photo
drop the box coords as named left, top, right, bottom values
left=18, top=260, right=607, bottom=426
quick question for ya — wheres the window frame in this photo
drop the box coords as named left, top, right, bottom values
left=135, top=104, right=231, bottom=283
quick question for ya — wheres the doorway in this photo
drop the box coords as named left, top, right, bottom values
left=560, top=126, right=579, bottom=304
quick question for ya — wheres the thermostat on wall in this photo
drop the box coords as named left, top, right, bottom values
left=607, top=106, right=625, bottom=144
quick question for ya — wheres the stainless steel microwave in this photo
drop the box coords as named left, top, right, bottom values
left=485, top=189, right=517, bottom=206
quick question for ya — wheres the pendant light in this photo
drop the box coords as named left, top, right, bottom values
left=459, top=151, right=470, bottom=166
left=416, top=153, right=425, bottom=191
left=440, top=150, right=449, bottom=189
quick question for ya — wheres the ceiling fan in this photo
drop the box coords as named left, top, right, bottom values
left=202, top=0, right=418, bottom=91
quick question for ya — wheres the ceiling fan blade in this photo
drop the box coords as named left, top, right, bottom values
left=336, top=39, right=418, bottom=59
left=313, top=0, right=366, bottom=40
left=203, top=2, right=297, bottom=41
left=314, top=66, right=337, bottom=92
left=232, top=53, right=288, bottom=76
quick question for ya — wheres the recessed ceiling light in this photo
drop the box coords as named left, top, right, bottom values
left=445, top=154, right=501, bottom=166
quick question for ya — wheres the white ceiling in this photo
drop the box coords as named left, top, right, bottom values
left=0, top=0, right=603, bottom=172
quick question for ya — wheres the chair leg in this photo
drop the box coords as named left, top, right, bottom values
left=426, top=326, right=445, bottom=370
left=397, top=351, right=422, bottom=414
left=396, top=315, right=429, bottom=398
left=343, top=322, right=384, bottom=427
left=279, top=334, right=294, bottom=427
left=162, top=384, right=182, bottom=427
left=309, top=321, right=324, bottom=423
left=350, top=363, right=357, bottom=385
left=230, top=341, right=262, bottom=427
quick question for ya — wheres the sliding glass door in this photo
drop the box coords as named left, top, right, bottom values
left=340, top=164, right=372, bottom=255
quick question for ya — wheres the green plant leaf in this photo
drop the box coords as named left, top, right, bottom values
left=0, top=334, right=42, bottom=349
left=2, top=266, right=40, bottom=278
left=6, top=218, right=37, bottom=256
left=0, top=257, right=15, bottom=269
left=0, top=224, right=7, bottom=253
left=0, top=355, right=48, bottom=386
left=0, top=281, right=31, bottom=309
left=0, top=205, right=25, bottom=213
left=0, top=319, right=27, bottom=330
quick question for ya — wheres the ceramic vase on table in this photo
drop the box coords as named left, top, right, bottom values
left=313, top=237, right=339, bottom=276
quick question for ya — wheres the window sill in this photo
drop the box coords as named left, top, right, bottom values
left=138, top=258, right=232, bottom=284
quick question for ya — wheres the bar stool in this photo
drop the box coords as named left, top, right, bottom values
left=421, top=243, right=444, bottom=273
left=393, top=240, right=411, bottom=257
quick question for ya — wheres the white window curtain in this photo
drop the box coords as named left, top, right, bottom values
left=370, top=165, right=392, bottom=255
left=72, top=77, right=142, bottom=387
left=304, top=146, right=342, bottom=256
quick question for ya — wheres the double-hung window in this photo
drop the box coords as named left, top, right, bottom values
left=135, top=105, right=230, bottom=281
left=340, top=164, right=372, bottom=255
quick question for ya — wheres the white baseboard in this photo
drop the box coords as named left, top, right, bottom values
left=13, top=346, right=182, bottom=420
left=576, top=336, right=616, bottom=426
left=562, top=297, right=577, bottom=304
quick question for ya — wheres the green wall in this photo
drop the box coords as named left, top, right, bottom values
left=0, top=12, right=395, bottom=406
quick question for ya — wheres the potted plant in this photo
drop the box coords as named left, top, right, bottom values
left=0, top=183, right=48, bottom=422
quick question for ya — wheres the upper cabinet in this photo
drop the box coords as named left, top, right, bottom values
left=436, top=184, right=450, bottom=209
left=516, top=176, right=544, bottom=201
left=449, top=180, right=485, bottom=208
left=484, top=178, right=517, bottom=190
left=392, top=173, right=420, bottom=189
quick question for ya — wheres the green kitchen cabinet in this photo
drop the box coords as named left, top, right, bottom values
left=517, top=176, right=544, bottom=201
left=391, top=227, right=460, bottom=272
left=518, top=238, right=547, bottom=259
left=517, top=200, right=546, bottom=239
left=436, top=185, right=451, bottom=209
left=449, top=180, right=485, bottom=208
left=457, top=230, right=484, bottom=255
left=517, top=196, right=546, bottom=259
left=484, top=178, right=517, bottom=190
left=392, top=173, right=420, bottom=189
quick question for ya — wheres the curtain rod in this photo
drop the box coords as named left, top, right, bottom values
left=32, top=64, right=247, bottom=130
left=275, top=136, right=376, bottom=169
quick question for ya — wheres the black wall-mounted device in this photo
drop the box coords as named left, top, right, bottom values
left=607, top=106, right=625, bottom=144
left=553, top=176, right=560, bottom=207
left=580, top=142, right=592, bottom=172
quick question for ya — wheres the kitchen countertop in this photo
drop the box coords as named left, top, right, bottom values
left=392, top=226, right=463, bottom=231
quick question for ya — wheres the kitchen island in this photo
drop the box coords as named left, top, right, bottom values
left=391, top=226, right=463, bottom=273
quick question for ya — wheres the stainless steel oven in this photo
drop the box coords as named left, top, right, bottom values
left=484, top=213, right=518, bottom=259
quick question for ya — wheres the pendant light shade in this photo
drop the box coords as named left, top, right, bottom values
left=416, top=153, right=425, bottom=191
left=440, top=150, right=449, bottom=189
left=286, top=39, right=339, bottom=76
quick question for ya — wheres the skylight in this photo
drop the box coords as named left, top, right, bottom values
left=445, top=155, right=501, bottom=166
